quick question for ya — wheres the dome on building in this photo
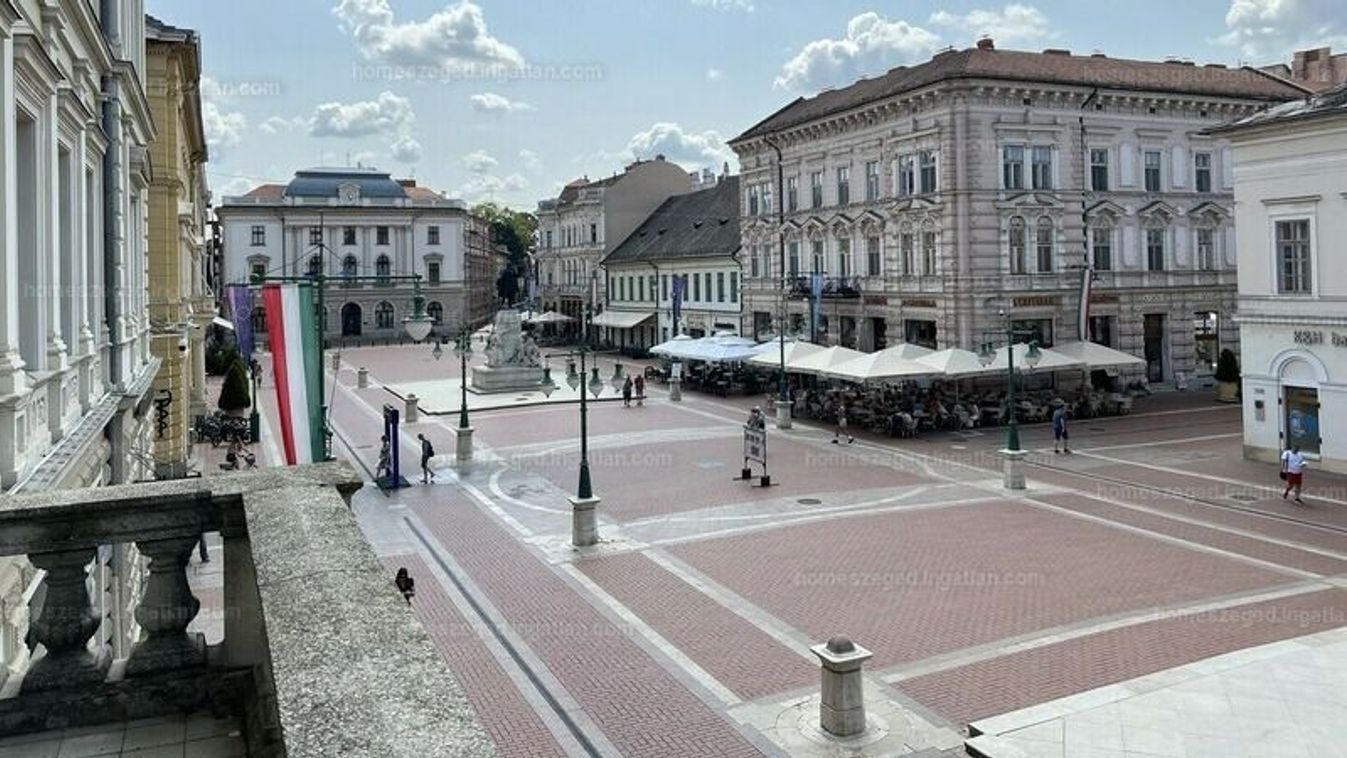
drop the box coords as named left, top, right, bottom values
left=284, top=167, right=407, bottom=200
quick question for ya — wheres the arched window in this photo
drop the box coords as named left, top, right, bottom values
left=375, top=254, right=391, bottom=282
left=427, top=301, right=443, bottom=325
left=1009, top=216, right=1026, bottom=274
left=1035, top=216, right=1053, bottom=273
left=342, top=255, right=358, bottom=278
left=375, top=301, right=395, bottom=329
left=251, top=305, right=266, bottom=333
left=307, top=255, right=322, bottom=277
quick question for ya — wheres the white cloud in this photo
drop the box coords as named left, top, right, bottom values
left=332, top=0, right=525, bottom=72
left=706, top=68, right=724, bottom=81
left=1219, top=0, right=1347, bottom=58
left=518, top=149, right=543, bottom=173
left=213, top=175, right=257, bottom=197
left=456, top=173, right=529, bottom=201
left=258, top=115, right=306, bottom=135
left=203, top=101, right=247, bottom=154
left=691, top=0, right=755, bottom=11
left=462, top=149, right=499, bottom=174
left=391, top=135, right=423, bottom=163
left=469, top=92, right=535, bottom=113
left=929, top=4, right=1052, bottom=44
left=775, top=12, right=941, bottom=93
left=310, top=91, right=414, bottom=138
left=618, top=123, right=735, bottom=171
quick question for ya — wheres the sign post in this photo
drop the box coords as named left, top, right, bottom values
left=742, top=425, right=771, bottom=487
left=380, top=404, right=410, bottom=492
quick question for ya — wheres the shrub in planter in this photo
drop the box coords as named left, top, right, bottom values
left=218, top=359, right=252, bottom=414
left=1214, top=349, right=1240, bottom=402
left=206, top=345, right=241, bottom=377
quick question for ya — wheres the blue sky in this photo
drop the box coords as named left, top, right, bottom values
left=145, top=0, right=1347, bottom=210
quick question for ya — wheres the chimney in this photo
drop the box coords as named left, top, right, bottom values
left=398, top=179, right=416, bottom=188
left=655, top=153, right=666, bottom=161
left=977, top=37, right=994, bottom=51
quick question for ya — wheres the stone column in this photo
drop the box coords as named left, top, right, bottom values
left=126, top=536, right=205, bottom=676
left=1002, top=448, right=1028, bottom=490
left=357, top=367, right=369, bottom=388
left=22, top=548, right=108, bottom=692
left=775, top=399, right=793, bottom=430
left=455, top=426, right=474, bottom=464
left=0, top=32, right=22, bottom=398
left=570, top=495, right=600, bottom=547
left=810, top=636, right=873, bottom=738
left=404, top=393, right=419, bottom=424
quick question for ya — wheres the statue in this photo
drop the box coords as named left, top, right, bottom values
left=471, top=309, right=544, bottom=392
left=519, top=333, right=541, bottom=367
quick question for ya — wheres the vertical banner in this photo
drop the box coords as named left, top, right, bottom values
left=263, top=283, right=324, bottom=465
left=1077, top=265, right=1094, bottom=342
left=810, top=272, right=825, bottom=337
left=671, top=274, right=684, bottom=327
left=227, top=285, right=254, bottom=359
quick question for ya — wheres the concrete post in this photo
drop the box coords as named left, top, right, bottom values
left=330, top=352, right=340, bottom=372
left=405, top=394, right=419, bottom=424
left=810, top=636, right=873, bottom=738
left=455, top=426, right=474, bottom=464
left=569, top=495, right=600, bottom=547
left=669, top=378, right=682, bottom=402
left=774, top=399, right=793, bottom=430
left=357, top=367, right=369, bottom=388
left=1001, top=448, right=1028, bottom=490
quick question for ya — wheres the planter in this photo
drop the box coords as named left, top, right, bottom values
left=1216, top=380, right=1239, bottom=403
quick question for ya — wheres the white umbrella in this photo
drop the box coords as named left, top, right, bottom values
left=916, top=348, right=999, bottom=378
left=787, top=346, right=868, bottom=376
left=530, top=311, right=574, bottom=324
left=979, top=343, right=1084, bottom=374
left=1050, top=341, right=1146, bottom=369
left=684, top=340, right=761, bottom=363
left=650, top=334, right=697, bottom=358
left=825, top=344, right=938, bottom=382
left=749, top=338, right=821, bottom=367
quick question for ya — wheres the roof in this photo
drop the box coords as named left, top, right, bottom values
left=603, top=177, right=740, bottom=265
left=734, top=46, right=1311, bottom=143
left=403, top=185, right=444, bottom=201
left=145, top=14, right=196, bottom=43
left=1209, top=81, right=1347, bottom=134
left=244, top=184, right=286, bottom=200
left=285, top=167, right=406, bottom=199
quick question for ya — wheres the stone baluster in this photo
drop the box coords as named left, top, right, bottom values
left=126, top=536, right=205, bottom=676
left=22, top=548, right=108, bottom=693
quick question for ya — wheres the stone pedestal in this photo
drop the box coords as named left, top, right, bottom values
left=1001, top=448, right=1028, bottom=490
left=669, top=378, right=682, bottom=402
left=569, top=495, right=600, bottom=547
left=810, top=636, right=873, bottom=738
left=775, top=399, right=793, bottom=430
left=405, top=394, right=419, bottom=424
left=455, top=426, right=474, bottom=463
left=22, top=548, right=108, bottom=692
left=126, top=536, right=206, bottom=676
left=470, top=364, right=542, bottom=393
left=357, top=367, right=369, bottom=388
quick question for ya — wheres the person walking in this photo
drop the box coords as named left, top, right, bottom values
left=1282, top=445, right=1307, bottom=504
left=394, top=567, right=415, bottom=603
left=634, top=374, right=646, bottom=406
left=1052, top=401, right=1071, bottom=454
left=417, top=433, right=436, bottom=484
left=832, top=404, right=854, bottom=444
left=375, top=435, right=391, bottom=481
left=622, top=376, right=633, bottom=408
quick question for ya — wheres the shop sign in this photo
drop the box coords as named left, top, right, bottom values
left=903, top=299, right=938, bottom=309
left=1292, top=329, right=1347, bottom=347
left=1012, top=296, right=1058, bottom=308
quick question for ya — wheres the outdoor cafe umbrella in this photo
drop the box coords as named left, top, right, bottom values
left=650, top=334, right=697, bottom=359
left=529, top=311, right=574, bottom=325
left=978, top=343, right=1084, bottom=374
left=748, top=338, right=822, bottom=367
left=785, top=346, right=868, bottom=376
left=915, top=348, right=999, bottom=378
left=683, top=334, right=759, bottom=363
left=824, top=343, right=937, bottom=382
left=1049, top=341, right=1146, bottom=369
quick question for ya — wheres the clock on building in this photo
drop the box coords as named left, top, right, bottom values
left=338, top=183, right=360, bottom=204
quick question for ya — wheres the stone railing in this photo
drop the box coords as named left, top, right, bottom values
left=0, top=463, right=494, bottom=757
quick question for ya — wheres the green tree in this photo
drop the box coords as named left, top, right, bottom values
left=472, top=201, right=537, bottom=270
left=218, top=358, right=252, bottom=412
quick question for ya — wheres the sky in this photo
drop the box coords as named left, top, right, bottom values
left=144, top=0, right=1347, bottom=211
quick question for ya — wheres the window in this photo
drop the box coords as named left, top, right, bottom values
left=545, top=230, right=553, bottom=249
left=1146, top=228, right=1166, bottom=271
left=1003, top=146, right=1025, bottom=190
left=866, top=236, right=881, bottom=277
left=1276, top=219, right=1312, bottom=294
left=1091, top=227, right=1112, bottom=271
left=1009, top=216, right=1027, bottom=274
left=307, top=255, right=322, bottom=277
left=376, top=254, right=391, bottom=280
left=342, top=255, right=358, bottom=278
left=748, top=184, right=760, bottom=216
left=309, top=227, right=323, bottom=246
left=590, top=223, right=597, bottom=244
left=919, top=150, right=937, bottom=194
left=692, top=272, right=700, bottom=301
left=428, top=261, right=441, bottom=285
left=427, top=225, right=440, bottom=245
left=811, top=240, right=824, bottom=273
left=639, top=276, right=646, bottom=302
left=1144, top=151, right=1162, bottom=192
left=750, top=245, right=760, bottom=278
left=1090, top=149, right=1109, bottom=191
left=786, top=176, right=799, bottom=212
left=375, top=301, right=394, bottom=329
left=897, top=155, right=915, bottom=197
left=717, top=271, right=725, bottom=302
left=1194, top=311, right=1219, bottom=373
left=251, top=304, right=266, bottom=332
left=788, top=241, right=800, bottom=276
left=921, top=227, right=936, bottom=275
left=1196, top=228, right=1215, bottom=270
left=1194, top=152, right=1212, bottom=193
left=342, top=226, right=356, bottom=246
left=836, top=166, right=850, bottom=206
left=250, top=262, right=267, bottom=282
left=250, top=225, right=266, bottom=246
left=662, top=274, right=668, bottom=300
left=619, top=277, right=626, bottom=302
left=810, top=171, right=824, bottom=208
left=900, top=227, right=915, bottom=275
left=1031, top=146, right=1053, bottom=190
left=1035, top=217, right=1053, bottom=273
left=837, top=237, right=851, bottom=278
left=865, top=161, right=880, bottom=201
left=427, top=301, right=443, bottom=325
left=730, top=272, right=738, bottom=303
left=1089, top=315, right=1114, bottom=347
left=376, top=225, right=390, bottom=245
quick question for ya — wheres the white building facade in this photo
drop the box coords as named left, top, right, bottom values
left=218, top=168, right=480, bottom=343
left=731, top=41, right=1306, bottom=385
left=1215, top=84, right=1347, bottom=471
left=0, top=0, right=160, bottom=686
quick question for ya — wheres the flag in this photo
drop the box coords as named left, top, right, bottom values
left=671, top=274, right=684, bottom=326
left=810, top=272, right=825, bottom=337
left=227, top=285, right=254, bottom=359
left=262, top=283, right=324, bottom=465
left=1077, top=263, right=1094, bottom=342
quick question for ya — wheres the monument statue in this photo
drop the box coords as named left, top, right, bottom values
left=471, top=310, right=545, bottom=392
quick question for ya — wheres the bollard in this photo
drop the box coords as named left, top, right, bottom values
left=774, top=398, right=793, bottom=430
left=331, top=352, right=340, bottom=372
left=357, top=367, right=369, bottom=388
left=1001, top=448, right=1027, bottom=490
left=569, top=495, right=600, bottom=547
left=455, top=426, right=474, bottom=463
left=669, top=378, right=682, bottom=402
left=405, top=394, right=419, bottom=424
left=810, top=636, right=872, bottom=738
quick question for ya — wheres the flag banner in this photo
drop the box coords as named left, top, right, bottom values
left=262, top=283, right=324, bottom=465
left=1077, top=264, right=1094, bottom=342
left=671, top=274, right=684, bottom=325
left=227, top=285, right=254, bottom=359
left=811, top=272, right=825, bottom=336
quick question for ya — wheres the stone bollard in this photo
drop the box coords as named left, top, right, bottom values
left=357, top=367, right=369, bottom=388
left=669, top=378, right=682, bottom=402
left=331, top=352, right=341, bottom=372
left=810, top=636, right=873, bottom=738
left=405, top=394, right=419, bottom=424
left=455, top=426, right=474, bottom=464
left=774, top=398, right=793, bottom=430
left=1001, top=448, right=1028, bottom=490
left=569, top=495, right=600, bottom=547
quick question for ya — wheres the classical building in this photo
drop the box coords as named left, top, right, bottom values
left=217, top=168, right=489, bottom=343
left=146, top=15, right=210, bottom=480
left=0, top=0, right=160, bottom=685
left=599, top=175, right=742, bottom=351
left=1212, top=83, right=1347, bottom=472
left=730, top=39, right=1307, bottom=385
left=535, top=155, right=690, bottom=337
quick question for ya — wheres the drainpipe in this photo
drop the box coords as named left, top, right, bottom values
left=101, top=49, right=123, bottom=387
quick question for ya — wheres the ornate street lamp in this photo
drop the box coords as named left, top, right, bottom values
left=542, top=347, right=607, bottom=545
left=432, top=324, right=475, bottom=462
left=980, top=311, right=1042, bottom=490
left=403, top=281, right=434, bottom=343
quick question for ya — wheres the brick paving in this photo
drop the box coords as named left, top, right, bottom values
left=900, top=588, right=1347, bottom=726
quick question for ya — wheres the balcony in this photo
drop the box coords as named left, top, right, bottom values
left=786, top=276, right=862, bottom=300
left=0, top=463, right=492, bottom=757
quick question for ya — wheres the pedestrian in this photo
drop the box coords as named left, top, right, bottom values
left=375, top=435, right=390, bottom=481
left=1052, top=401, right=1070, bottom=454
left=622, top=376, right=633, bottom=407
left=747, top=406, right=766, bottom=430
left=197, top=533, right=210, bottom=564
left=1281, top=445, right=1307, bottom=504
left=417, top=433, right=435, bottom=483
left=394, top=567, right=415, bottom=603
left=832, top=404, right=854, bottom=444
left=634, top=374, right=646, bottom=406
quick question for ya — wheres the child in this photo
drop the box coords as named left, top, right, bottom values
left=832, top=404, right=854, bottom=444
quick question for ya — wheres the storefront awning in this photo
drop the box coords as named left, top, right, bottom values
left=591, top=310, right=655, bottom=329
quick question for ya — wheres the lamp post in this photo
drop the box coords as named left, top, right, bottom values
left=978, top=311, right=1042, bottom=489
left=763, top=133, right=793, bottom=430
left=541, top=347, right=617, bottom=546
left=432, top=325, right=474, bottom=463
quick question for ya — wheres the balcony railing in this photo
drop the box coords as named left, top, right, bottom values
left=0, top=463, right=492, bottom=757
left=786, top=275, right=862, bottom=299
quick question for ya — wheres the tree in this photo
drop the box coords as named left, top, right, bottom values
left=472, top=201, right=537, bottom=271
left=1214, top=349, right=1240, bottom=383
left=218, top=358, right=252, bottom=413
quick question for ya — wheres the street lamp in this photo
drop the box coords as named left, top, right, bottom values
left=542, top=347, right=608, bottom=546
left=403, top=285, right=434, bottom=343
left=978, top=312, right=1042, bottom=490
left=432, top=324, right=475, bottom=463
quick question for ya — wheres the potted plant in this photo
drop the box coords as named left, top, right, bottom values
left=218, top=358, right=252, bottom=416
left=1214, top=348, right=1240, bottom=403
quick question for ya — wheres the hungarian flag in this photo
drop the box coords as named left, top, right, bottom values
left=262, top=283, right=324, bottom=465
left=1077, top=262, right=1094, bottom=342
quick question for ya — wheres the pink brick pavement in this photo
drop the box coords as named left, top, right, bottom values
left=671, top=501, right=1295, bottom=670
left=901, top=588, right=1347, bottom=726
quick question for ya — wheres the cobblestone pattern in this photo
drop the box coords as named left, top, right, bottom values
left=672, top=501, right=1292, bottom=670
left=900, top=588, right=1347, bottom=726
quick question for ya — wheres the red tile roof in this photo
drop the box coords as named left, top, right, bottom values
left=244, top=183, right=286, bottom=200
